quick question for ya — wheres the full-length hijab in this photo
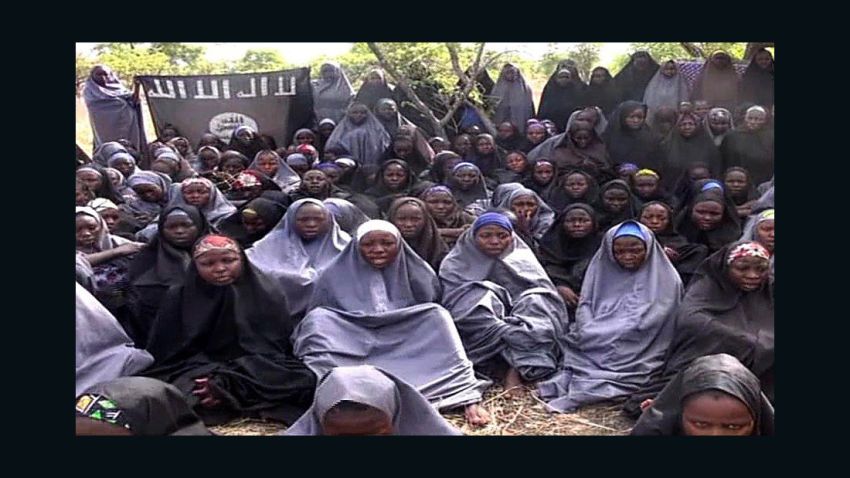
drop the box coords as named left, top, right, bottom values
left=439, top=222, right=567, bottom=381
left=246, top=199, right=350, bottom=317
left=739, top=49, right=774, bottom=109
left=292, top=221, right=485, bottom=410
left=387, top=197, right=449, bottom=271
left=491, top=64, right=536, bottom=134
left=601, top=101, right=661, bottom=170
left=312, top=62, right=355, bottom=123
left=284, top=365, right=462, bottom=436
left=83, top=66, right=146, bottom=150
left=614, top=52, right=660, bottom=102
left=325, top=106, right=392, bottom=171
left=675, top=188, right=742, bottom=254
left=643, top=61, right=690, bottom=122
left=76, top=282, right=154, bottom=396
left=354, top=69, right=395, bottom=110
left=692, top=51, right=740, bottom=110
left=538, top=67, right=586, bottom=132
left=538, top=204, right=603, bottom=292
left=631, top=354, right=774, bottom=435
left=660, top=112, right=722, bottom=190
left=538, top=220, right=682, bottom=412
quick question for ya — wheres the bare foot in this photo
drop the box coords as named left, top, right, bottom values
left=503, top=367, right=524, bottom=396
left=465, top=403, right=491, bottom=426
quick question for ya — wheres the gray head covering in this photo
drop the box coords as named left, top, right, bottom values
left=643, top=61, right=691, bottom=123
left=704, top=107, right=735, bottom=146
left=527, top=108, right=608, bottom=163
left=312, top=62, right=355, bottom=123
left=538, top=220, right=683, bottom=412
left=76, top=282, right=154, bottom=395
left=494, top=187, right=556, bottom=240
left=284, top=365, right=462, bottom=435
left=740, top=208, right=774, bottom=241
left=323, top=198, right=371, bottom=235
left=124, top=171, right=173, bottom=218
left=166, top=178, right=236, bottom=226
left=83, top=66, right=145, bottom=150
left=325, top=105, right=392, bottom=170
left=76, top=206, right=130, bottom=252
left=439, top=221, right=567, bottom=381
left=249, top=150, right=301, bottom=191
left=631, top=353, right=774, bottom=435
left=246, top=199, right=350, bottom=317
left=491, top=63, right=536, bottom=134
left=491, top=182, right=525, bottom=207
left=93, top=141, right=128, bottom=167
left=293, top=220, right=486, bottom=410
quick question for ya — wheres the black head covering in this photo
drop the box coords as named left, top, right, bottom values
left=227, top=126, right=266, bottom=160
left=77, top=163, right=125, bottom=204
left=593, top=179, right=638, bottom=232
left=614, top=51, right=660, bottom=102
left=537, top=203, right=602, bottom=291
left=602, top=101, right=662, bottom=170
left=719, top=120, right=774, bottom=187
left=631, top=354, right=774, bottom=436
left=77, top=377, right=213, bottom=436
left=538, top=66, right=586, bottom=132
left=427, top=151, right=462, bottom=184
left=660, top=112, right=722, bottom=190
left=354, top=69, right=395, bottom=111
left=470, top=133, right=505, bottom=177
left=584, top=67, right=621, bottom=117
left=364, top=159, right=430, bottom=215
left=692, top=51, right=740, bottom=110
left=638, top=200, right=708, bottom=285
left=674, top=187, right=742, bottom=254
left=216, top=197, right=287, bottom=249
left=144, top=237, right=316, bottom=424
left=387, top=196, right=449, bottom=271
left=545, top=168, right=600, bottom=212
left=739, top=49, right=774, bottom=109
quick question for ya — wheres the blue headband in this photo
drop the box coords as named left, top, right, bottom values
left=613, top=220, right=646, bottom=242
left=286, top=153, right=309, bottom=166
left=701, top=180, right=724, bottom=192
left=472, top=212, right=513, bottom=235
left=315, top=162, right=340, bottom=171
left=423, top=185, right=453, bottom=197
left=453, top=162, right=479, bottom=173
left=618, top=163, right=639, bottom=174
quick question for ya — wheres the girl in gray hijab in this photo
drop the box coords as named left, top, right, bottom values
left=493, top=186, right=556, bottom=241
left=323, top=197, right=371, bottom=235
left=249, top=150, right=302, bottom=192
left=76, top=282, right=154, bottom=396
left=284, top=365, right=462, bottom=435
left=246, top=198, right=350, bottom=318
left=292, top=220, right=491, bottom=426
left=439, top=212, right=567, bottom=393
left=538, top=220, right=682, bottom=412
left=83, top=65, right=146, bottom=150
left=643, top=60, right=691, bottom=124
left=312, top=62, right=355, bottom=123
left=166, top=178, right=237, bottom=227
left=704, top=107, right=735, bottom=147
left=491, top=63, right=536, bottom=134
left=324, top=103, right=392, bottom=182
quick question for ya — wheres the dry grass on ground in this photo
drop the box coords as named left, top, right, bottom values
left=209, top=385, right=635, bottom=436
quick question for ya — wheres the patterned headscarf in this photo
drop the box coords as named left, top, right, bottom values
left=727, top=241, right=770, bottom=265
left=193, top=234, right=241, bottom=259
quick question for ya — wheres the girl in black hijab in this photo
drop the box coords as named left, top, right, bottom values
left=216, top=197, right=287, bottom=249
left=76, top=164, right=125, bottom=205
left=537, top=203, right=602, bottom=322
left=290, top=169, right=380, bottom=219
left=364, top=159, right=432, bottom=216
left=471, top=133, right=505, bottom=178
left=659, top=112, right=722, bottom=192
left=674, top=186, right=742, bottom=254
left=545, top=169, right=599, bottom=212
left=354, top=68, right=395, bottom=111
left=639, top=200, right=708, bottom=285
left=724, top=166, right=759, bottom=219
left=692, top=50, right=740, bottom=111
left=144, top=234, right=317, bottom=425
left=720, top=106, right=774, bottom=186
left=614, top=51, right=660, bottom=103
left=538, top=65, right=586, bottom=132
left=495, top=122, right=523, bottom=154
left=593, top=179, right=639, bottom=232
left=602, top=101, right=662, bottom=171
left=388, top=196, right=449, bottom=271
left=127, top=205, right=211, bottom=346
left=739, top=48, right=774, bottom=109
left=226, top=126, right=266, bottom=161
left=584, top=67, right=620, bottom=118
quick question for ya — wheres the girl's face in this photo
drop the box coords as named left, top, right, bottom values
left=236, top=129, right=253, bottom=145
left=322, top=167, right=342, bottom=185
left=678, top=117, right=698, bottom=138
left=681, top=392, right=755, bottom=436
left=745, top=110, right=768, bottom=131
left=242, top=212, right=267, bottom=235
left=359, top=231, right=400, bottom=269
left=182, top=183, right=211, bottom=208
left=171, top=138, right=190, bottom=156
left=661, top=61, right=677, bottom=78
left=497, top=123, right=515, bottom=139
left=532, top=163, right=554, bottom=185
left=602, top=188, right=629, bottom=212
left=294, top=203, right=329, bottom=240
left=382, top=164, right=408, bottom=191
left=634, top=176, right=659, bottom=199
left=76, top=214, right=101, bottom=249
left=506, top=153, right=528, bottom=173
left=571, top=129, right=593, bottom=149
left=76, top=183, right=94, bottom=206
left=709, top=116, right=731, bottom=135
left=727, top=256, right=770, bottom=292
left=689, top=167, right=710, bottom=182
left=590, top=68, right=608, bottom=85
left=366, top=72, right=383, bottom=85
left=564, top=173, right=589, bottom=198
left=755, top=220, right=775, bottom=252
left=77, top=170, right=103, bottom=192
left=476, top=138, right=494, bottom=155
left=612, top=236, right=647, bottom=270
left=319, top=123, right=335, bottom=137
left=392, top=203, right=427, bottom=239
left=563, top=208, right=594, bottom=238
left=694, top=101, right=710, bottom=118
left=639, top=204, right=670, bottom=234
left=755, top=51, right=773, bottom=69
left=195, top=250, right=243, bottom=286
left=255, top=154, right=279, bottom=177
left=303, top=171, right=330, bottom=195
left=162, top=214, right=200, bottom=248
left=691, top=201, right=724, bottom=230
left=424, top=192, right=455, bottom=221
left=392, top=141, right=413, bottom=159
left=453, top=136, right=472, bottom=155
left=624, top=108, right=646, bottom=130
left=113, top=158, right=135, bottom=177
left=510, top=194, right=539, bottom=221
left=296, top=132, right=314, bottom=145
left=527, top=127, right=546, bottom=144
left=724, top=170, right=749, bottom=197
left=376, top=101, right=398, bottom=120
left=475, top=225, right=512, bottom=257
left=132, top=184, right=164, bottom=203
left=454, top=169, right=479, bottom=190
left=99, top=208, right=122, bottom=233
left=106, top=170, right=122, bottom=188
left=222, top=159, right=246, bottom=176
left=348, top=106, right=369, bottom=125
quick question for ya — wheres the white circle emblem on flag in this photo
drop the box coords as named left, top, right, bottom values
left=209, top=113, right=259, bottom=143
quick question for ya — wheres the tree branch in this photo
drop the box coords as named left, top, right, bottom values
left=680, top=42, right=705, bottom=58
left=366, top=42, right=444, bottom=136
left=441, top=42, right=487, bottom=128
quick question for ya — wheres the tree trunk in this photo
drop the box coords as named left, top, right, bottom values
left=680, top=42, right=705, bottom=58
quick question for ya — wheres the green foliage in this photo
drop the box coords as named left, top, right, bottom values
left=538, top=43, right=602, bottom=81
left=150, top=43, right=206, bottom=68
left=76, top=54, right=96, bottom=94
left=233, top=49, right=289, bottom=73
left=629, top=42, right=748, bottom=61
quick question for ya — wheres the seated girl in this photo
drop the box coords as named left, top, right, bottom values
left=440, top=212, right=566, bottom=394
left=387, top=197, right=449, bottom=271
left=246, top=199, right=350, bottom=318
left=593, top=179, right=639, bottom=232
left=284, top=365, right=461, bottom=436
left=216, top=197, right=287, bottom=249
left=121, top=171, right=172, bottom=230
left=144, top=234, right=316, bottom=425
left=249, top=149, right=302, bottom=193
left=639, top=201, right=709, bottom=285
left=292, top=220, right=490, bottom=426
left=674, top=187, right=742, bottom=255
left=419, top=185, right=475, bottom=249
left=493, top=186, right=556, bottom=241
left=538, top=220, right=682, bottom=412
left=631, top=354, right=774, bottom=436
